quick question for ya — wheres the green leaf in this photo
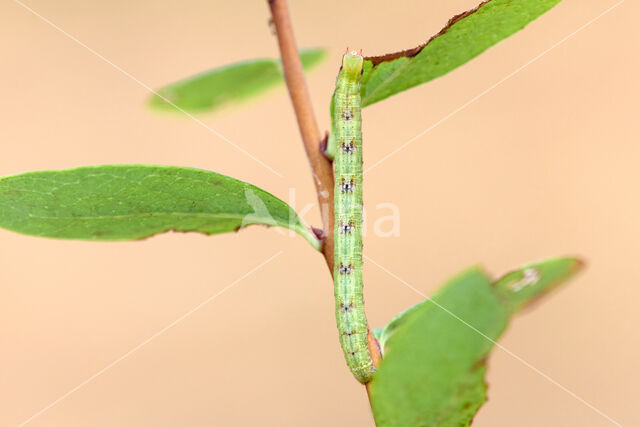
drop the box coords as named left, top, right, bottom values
left=370, top=268, right=506, bottom=427
left=369, top=257, right=582, bottom=426
left=149, top=48, right=326, bottom=113
left=361, top=0, right=562, bottom=107
left=0, top=165, right=321, bottom=250
left=493, top=257, right=583, bottom=315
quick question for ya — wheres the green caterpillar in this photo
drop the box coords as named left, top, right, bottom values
left=327, top=51, right=375, bottom=383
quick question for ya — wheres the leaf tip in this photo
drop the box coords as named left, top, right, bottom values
left=493, top=256, right=585, bottom=313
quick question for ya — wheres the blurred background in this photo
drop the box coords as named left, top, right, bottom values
left=0, top=0, right=636, bottom=425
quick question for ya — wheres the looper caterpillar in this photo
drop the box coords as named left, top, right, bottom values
left=329, top=51, right=375, bottom=383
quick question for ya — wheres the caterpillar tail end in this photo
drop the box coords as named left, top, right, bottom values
left=350, top=330, right=381, bottom=384
left=353, top=368, right=376, bottom=384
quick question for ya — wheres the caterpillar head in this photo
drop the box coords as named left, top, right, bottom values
left=342, top=50, right=364, bottom=75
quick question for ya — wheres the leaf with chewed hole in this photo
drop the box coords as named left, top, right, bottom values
left=361, top=0, right=563, bottom=107
left=369, top=257, right=582, bottom=426
left=0, top=165, right=320, bottom=250
left=149, top=48, right=326, bottom=113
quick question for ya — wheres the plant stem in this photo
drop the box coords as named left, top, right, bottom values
left=267, top=0, right=335, bottom=271
left=267, top=0, right=382, bottom=381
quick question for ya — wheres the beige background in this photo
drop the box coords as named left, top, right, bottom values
left=0, top=0, right=636, bottom=425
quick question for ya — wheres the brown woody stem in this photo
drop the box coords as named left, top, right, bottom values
left=267, top=0, right=334, bottom=272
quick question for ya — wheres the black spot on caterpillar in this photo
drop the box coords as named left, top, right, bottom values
left=339, top=222, right=355, bottom=234
left=341, top=109, right=354, bottom=121
left=341, top=141, right=356, bottom=154
left=340, top=178, right=355, bottom=193
left=338, top=263, right=354, bottom=275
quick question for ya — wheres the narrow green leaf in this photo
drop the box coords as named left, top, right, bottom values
left=369, top=257, right=582, bottom=426
left=149, top=48, right=327, bottom=113
left=361, top=0, right=562, bottom=107
left=0, top=165, right=321, bottom=250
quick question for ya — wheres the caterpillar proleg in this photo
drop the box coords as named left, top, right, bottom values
left=331, top=50, right=375, bottom=383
